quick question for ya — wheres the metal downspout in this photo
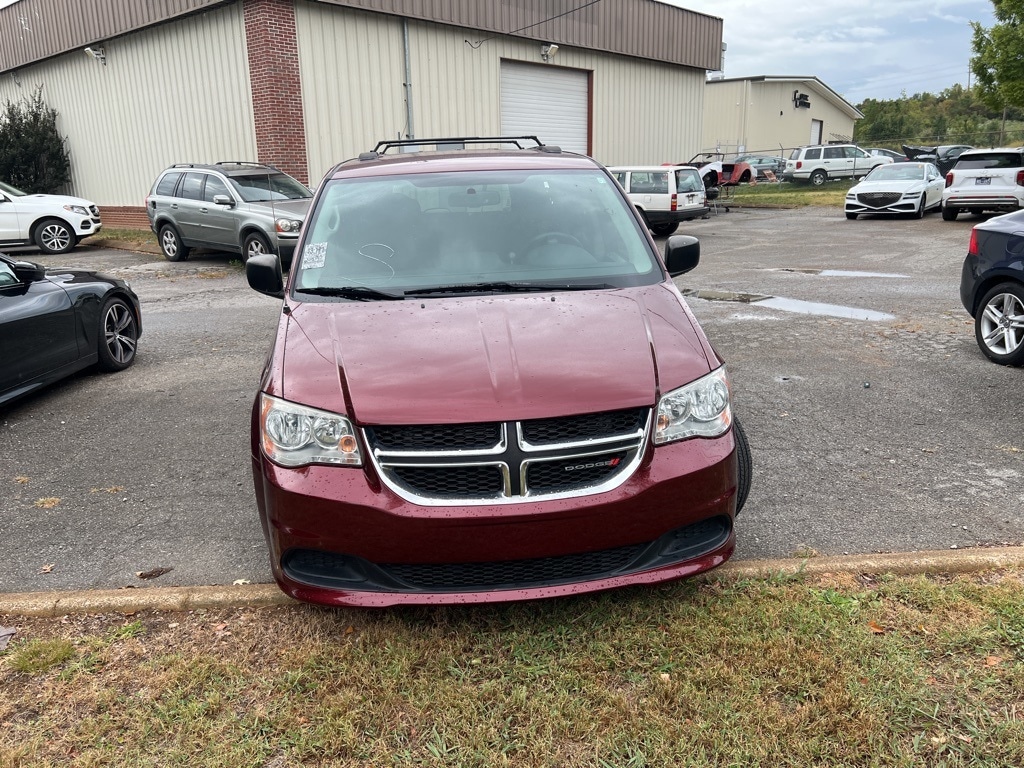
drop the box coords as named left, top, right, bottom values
left=403, top=19, right=415, bottom=140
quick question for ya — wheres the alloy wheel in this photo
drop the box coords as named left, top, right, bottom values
left=104, top=302, right=138, bottom=365
left=980, top=291, right=1024, bottom=356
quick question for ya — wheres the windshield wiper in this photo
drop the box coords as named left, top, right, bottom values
left=294, top=286, right=405, bottom=301
left=406, top=281, right=616, bottom=296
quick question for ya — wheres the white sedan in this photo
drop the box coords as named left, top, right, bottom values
left=0, top=181, right=102, bottom=254
left=845, top=162, right=944, bottom=219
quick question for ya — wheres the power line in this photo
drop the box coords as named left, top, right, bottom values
left=466, top=0, right=604, bottom=49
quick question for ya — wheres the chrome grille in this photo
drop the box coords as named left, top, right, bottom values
left=365, top=407, right=650, bottom=505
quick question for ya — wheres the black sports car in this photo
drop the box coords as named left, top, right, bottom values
left=0, top=252, right=141, bottom=406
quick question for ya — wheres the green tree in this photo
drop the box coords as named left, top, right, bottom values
left=0, top=87, right=71, bottom=193
left=971, top=0, right=1024, bottom=112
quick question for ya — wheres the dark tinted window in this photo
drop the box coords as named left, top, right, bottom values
left=155, top=171, right=183, bottom=196
left=823, top=147, right=843, bottom=159
left=804, top=148, right=821, bottom=160
left=180, top=172, right=206, bottom=201
left=955, top=152, right=1024, bottom=170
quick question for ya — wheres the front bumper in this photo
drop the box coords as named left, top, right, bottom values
left=251, top=426, right=739, bottom=607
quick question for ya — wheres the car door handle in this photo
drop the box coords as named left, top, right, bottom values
left=200, top=207, right=209, bottom=214
left=170, top=203, right=178, bottom=209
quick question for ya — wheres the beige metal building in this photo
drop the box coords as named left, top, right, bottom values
left=0, top=0, right=722, bottom=225
left=700, top=75, right=863, bottom=159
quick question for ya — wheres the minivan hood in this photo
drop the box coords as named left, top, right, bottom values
left=277, top=285, right=713, bottom=424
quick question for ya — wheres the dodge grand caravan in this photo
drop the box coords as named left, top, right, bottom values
left=245, top=136, right=752, bottom=607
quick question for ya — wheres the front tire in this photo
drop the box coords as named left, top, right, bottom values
left=159, top=224, right=189, bottom=261
left=734, top=417, right=752, bottom=515
left=650, top=222, right=679, bottom=237
left=97, top=296, right=139, bottom=372
left=942, top=206, right=958, bottom=221
left=243, top=232, right=275, bottom=263
left=975, top=282, right=1024, bottom=366
left=809, top=169, right=827, bottom=186
left=34, top=218, right=76, bottom=254
left=915, top=197, right=926, bottom=218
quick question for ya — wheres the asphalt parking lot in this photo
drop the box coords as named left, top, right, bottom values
left=1, top=206, right=1021, bottom=594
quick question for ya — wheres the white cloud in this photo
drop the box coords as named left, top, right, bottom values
left=667, top=0, right=995, bottom=102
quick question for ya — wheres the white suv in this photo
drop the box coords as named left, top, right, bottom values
left=941, top=148, right=1024, bottom=221
left=608, top=165, right=708, bottom=236
left=784, top=144, right=891, bottom=185
left=0, top=181, right=102, bottom=254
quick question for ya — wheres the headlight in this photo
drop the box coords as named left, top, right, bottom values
left=276, top=218, right=302, bottom=233
left=63, top=204, right=89, bottom=216
left=845, top=193, right=855, bottom=199
left=901, top=191, right=922, bottom=199
left=654, top=367, right=732, bottom=444
left=260, top=394, right=362, bottom=467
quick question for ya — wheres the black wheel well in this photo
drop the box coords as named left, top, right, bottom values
left=242, top=227, right=274, bottom=249
left=971, top=275, right=1024, bottom=316
left=32, top=216, right=74, bottom=236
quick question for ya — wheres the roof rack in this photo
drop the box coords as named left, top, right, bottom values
left=215, top=161, right=279, bottom=169
left=359, top=136, right=560, bottom=161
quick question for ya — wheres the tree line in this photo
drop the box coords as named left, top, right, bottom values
left=853, top=86, right=1024, bottom=150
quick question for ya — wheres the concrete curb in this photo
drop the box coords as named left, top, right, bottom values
left=2, top=546, right=1023, bottom=617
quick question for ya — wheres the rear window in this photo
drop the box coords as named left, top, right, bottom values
left=955, top=152, right=1024, bottom=170
left=155, top=171, right=182, bottom=196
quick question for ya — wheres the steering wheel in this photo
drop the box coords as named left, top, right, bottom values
left=527, top=232, right=585, bottom=251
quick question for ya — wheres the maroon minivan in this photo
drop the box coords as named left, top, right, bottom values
left=246, top=137, right=752, bottom=607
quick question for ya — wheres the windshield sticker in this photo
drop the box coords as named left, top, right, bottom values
left=302, top=242, right=327, bottom=269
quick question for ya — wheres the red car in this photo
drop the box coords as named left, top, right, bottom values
left=246, top=136, right=752, bottom=607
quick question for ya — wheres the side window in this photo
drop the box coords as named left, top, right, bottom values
left=203, top=175, right=231, bottom=202
left=846, top=147, right=868, bottom=158
left=180, top=172, right=205, bottom=201
left=805, top=148, right=821, bottom=160
left=155, top=171, right=183, bottom=197
left=823, top=147, right=843, bottom=159
left=628, top=172, right=668, bottom=194
left=611, top=172, right=627, bottom=188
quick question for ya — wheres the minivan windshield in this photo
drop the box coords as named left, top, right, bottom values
left=229, top=173, right=311, bottom=202
left=293, top=169, right=660, bottom=296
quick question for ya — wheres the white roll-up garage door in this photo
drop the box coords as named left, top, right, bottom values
left=500, top=61, right=589, bottom=154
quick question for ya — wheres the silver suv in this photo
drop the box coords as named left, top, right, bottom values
left=146, top=162, right=312, bottom=266
left=784, top=144, right=891, bottom=185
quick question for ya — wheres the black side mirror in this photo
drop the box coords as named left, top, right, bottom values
left=664, top=235, right=700, bottom=276
left=12, top=260, right=46, bottom=282
left=246, top=253, right=284, bottom=298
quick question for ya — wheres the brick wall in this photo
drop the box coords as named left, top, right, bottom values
left=244, top=0, right=309, bottom=185
left=100, top=206, right=151, bottom=230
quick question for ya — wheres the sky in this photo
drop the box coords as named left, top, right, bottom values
left=663, top=0, right=997, bottom=105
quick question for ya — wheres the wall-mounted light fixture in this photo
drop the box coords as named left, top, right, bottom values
left=541, top=43, right=559, bottom=63
left=84, top=46, right=106, bottom=66
left=10, top=71, right=20, bottom=87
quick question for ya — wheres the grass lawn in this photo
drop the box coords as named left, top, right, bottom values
left=725, top=179, right=856, bottom=209
left=2, top=570, right=1023, bottom=767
